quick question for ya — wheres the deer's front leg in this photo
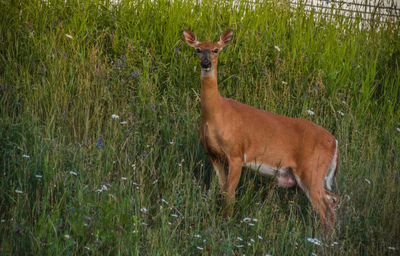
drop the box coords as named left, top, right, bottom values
left=223, top=157, right=243, bottom=217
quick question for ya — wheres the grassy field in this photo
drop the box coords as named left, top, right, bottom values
left=1, top=0, right=399, bottom=255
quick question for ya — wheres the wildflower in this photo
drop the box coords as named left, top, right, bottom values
left=388, top=247, right=397, bottom=250
left=306, top=237, right=326, bottom=247
left=306, top=110, right=315, bottom=116
left=169, top=141, right=174, bottom=145
left=132, top=163, right=136, bottom=170
left=194, top=234, right=201, bottom=238
left=35, top=174, right=43, bottom=178
left=196, top=246, right=204, bottom=250
left=248, top=222, right=255, bottom=226
left=396, top=127, right=400, bottom=132
left=121, top=177, right=127, bottom=181
left=331, top=242, right=339, bottom=246
left=344, top=194, right=351, bottom=200
left=337, top=110, right=344, bottom=116
left=64, top=234, right=71, bottom=239
left=289, top=200, right=294, bottom=204
left=152, top=179, right=159, bottom=185
left=120, top=121, right=127, bottom=125
left=236, top=244, right=244, bottom=248
left=237, top=236, right=243, bottom=241
left=15, top=189, right=23, bottom=194
left=61, top=110, right=66, bottom=121
left=1, top=219, right=5, bottom=223
left=253, top=218, right=258, bottom=222
left=242, top=217, right=251, bottom=223
left=364, top=178, right=371, bottom=184
left=96, top=138, right=103, bottom=149
left=140, top=222, right=148, bottom=226
left=111, top=114, right=120, bottom=119
left=69, top=171, right=78, bottom=176
left=22, top=154, right=30, bottom=158
left=140, top=207, right=148, bottom=213
left=281, top=81, right=288, bottom=85
left=250, top=238, right=255, bottom=243
left=257, top=235, right=263, bottom=240
left=65, top=34, right=73, bottom=39
left=274, top=45, right=281, bottom=52
left=171, top=214, right=179, bottom=218
left=161, top=198, right=169, bottom=205
left=84, top=247, right=90, bottom=250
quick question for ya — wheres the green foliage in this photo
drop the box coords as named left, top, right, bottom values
left=1, top=0, right=399, bottom=255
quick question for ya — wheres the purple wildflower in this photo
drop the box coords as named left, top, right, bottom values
left=96, top=138, right=103, bottom=149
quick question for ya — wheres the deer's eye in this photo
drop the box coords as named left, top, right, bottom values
left=212, top=48, right=219, bottom=53
left=196, top=48, right=202, bottom=53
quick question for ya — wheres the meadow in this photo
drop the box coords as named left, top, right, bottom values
left=0, top=0, right=399, bottom=255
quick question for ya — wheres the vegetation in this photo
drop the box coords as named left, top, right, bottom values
left=1, top=0, right=399, bottom=255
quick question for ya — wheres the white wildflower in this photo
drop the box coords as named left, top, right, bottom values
left=236, top=244, right=244, bottom=248
left=120, top=121, right=127, bottom=125
left=306, top=237, right=326, bottom=247
left=132, top=163, right=136, bottom=170
left=178, top=163, right=182, bottom=167
left=250, top=238, right=255, bottom=243
left=15, top=189, right=23, bottom=194
left=364, top=178, right=371, bottom=184
left=84, top=246, right=90, bottom=250
left=281, top=81, right=288, bottom=85
left=248, top=222, right=255, bottom=226
left=396, top=127, right=400, bottom=132
left=169, top=141, right=174, bottom=145
left=152, top=179, right=158, bottom=185
left=64, top=234, right=71, bottom=239
left=121, top=177, right=127, bottom=181
left=140, top=207, right=148, bottom=213
left=252, top=218, right=258, bottom=222
left=194, top=234, right=201, bottom=238
left=242, top=217, right=251, bottom=223
left=35, top=174, right=43, bottom=178
left=237, top=236, right=243, bottom=241
left=111, top=114, right=120, bottom=119
left=69, top=171, right=78, bottom=176
left=274, top=45, right=281, bottom=52
left=22, top=154, right=30, bottom=158
left=331, top=241, right=339, bottom=246
left=65, top=34, right=73, bottom=39
left=196, top=246, right=204, bottom=250
left=168, top=222, right=172, bottom=225
left=306, top=109, right=315, bottom=116
left=161, top=198, right=169, bottom=205
left=388, top=246, right=397, bottom=250
left=337, top=110, right=344, bottom=116
left=140, top=222, right=148, bottom=226
left=257, top=235, right=263, bottom=240
left=171, top=214, right=178, bottom=218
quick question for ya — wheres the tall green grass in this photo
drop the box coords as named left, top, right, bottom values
left=1, top=0, right=399, bottom=255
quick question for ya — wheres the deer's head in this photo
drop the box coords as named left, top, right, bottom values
left=183, top=29, right=233, bottom=76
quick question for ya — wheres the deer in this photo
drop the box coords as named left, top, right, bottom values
left=183, top=29, right=339, bottom=232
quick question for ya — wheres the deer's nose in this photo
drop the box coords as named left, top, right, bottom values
left=201, top=50, right=211, bottom=68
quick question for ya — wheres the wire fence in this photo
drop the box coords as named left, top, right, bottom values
left=287, top=0, right=400, bottom=24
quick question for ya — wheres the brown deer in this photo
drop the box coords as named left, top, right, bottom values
left=183, top=29, right=339, bottom=232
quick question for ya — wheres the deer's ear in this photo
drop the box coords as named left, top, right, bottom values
left=218, top=29, right=233, bottom=48
left=183, top=29, right=199, bottom=47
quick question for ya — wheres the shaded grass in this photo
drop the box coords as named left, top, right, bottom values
left=1, top=0, right=399, bottom=255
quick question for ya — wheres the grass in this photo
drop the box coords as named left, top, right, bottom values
left=1, top=0, right=399, bottom=255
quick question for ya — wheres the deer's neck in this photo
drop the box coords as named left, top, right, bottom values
left=200, top=69, right=222, bottom=120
